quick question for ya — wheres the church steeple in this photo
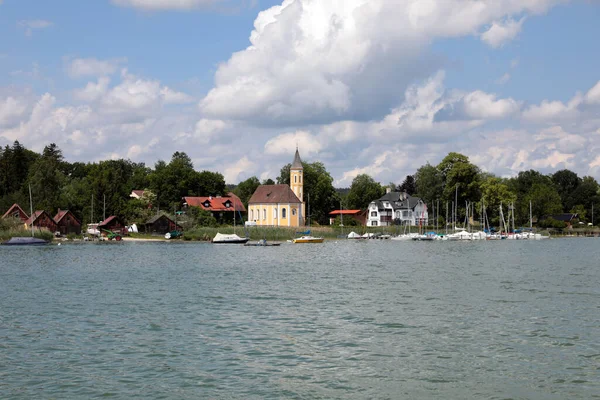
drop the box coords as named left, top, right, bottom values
left=290, top=147, right=303, bottom=203
left=291, top=146, right=303, bottom=170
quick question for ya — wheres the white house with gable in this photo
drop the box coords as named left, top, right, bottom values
left=367, top=189, right=428, bottom=227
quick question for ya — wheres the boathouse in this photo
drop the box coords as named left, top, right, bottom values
left=54, top=209, right=82, bottom=235
left=25, top=210, right=58, bottom=233
left=98, top=216, right=127, bottom=235
left=144, top=214, right=183, bottom=235
left=328, top=209, right=367, bottom=226
left=1, top=203, right=29, bottom=222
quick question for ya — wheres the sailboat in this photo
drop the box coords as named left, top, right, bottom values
left=2, top=185, right=49, bottom=246
left=212, top=198, right=249, bottom=244
left=293, top=194, right=323, bottom=243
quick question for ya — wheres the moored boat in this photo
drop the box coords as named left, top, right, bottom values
left=212, top=233, right=249, bottom=244
left=2, top=237, right=49, bottom=246
left=292, top=235, right=324, bottom=243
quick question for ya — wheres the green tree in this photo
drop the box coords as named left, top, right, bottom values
left=233, top=176, right=261, bottom=208
left=478, top=177, right=517, bottom=226
left=28, top=143, right=66, bottom=215
left=551, top=169, right=581, bottom=211
left=346, top=174, right=385, bottom=210
left=398, top=175, right=416, bottom=194
left=524, top=183, right=563, bottom=222
left=414, top=163, right=443, bottom=204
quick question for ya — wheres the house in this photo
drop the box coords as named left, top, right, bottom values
left=247, top=148, right=305, bottom=227
left=130, top=190, right=145, bottom=199
left=367, top=189, right=428, bottom=227
left=143, top=214, right=183, bottom=235
left=2, top=203, right=29, bottom=222
left=54, top=209, right=82, bottom=235
left=183, top=192, right=246, bottom=222
left=542, top=213, right=578, bottom=228
left=328, top=209, right=367, bottom=226
left=98, top=216, right=127, bottom=235
left=25, top=210, right=59, bottom=233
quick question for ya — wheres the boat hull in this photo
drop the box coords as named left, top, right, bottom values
left=2, top=237, right=49, bottom=246
left=292, top=236, right=324, bottom=243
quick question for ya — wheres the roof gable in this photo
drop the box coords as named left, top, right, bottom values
left=54, top=210, right=81, bottom=225
left=248, top=184, right=302, bottom=204
left=2, top=203, right=29, bottom=221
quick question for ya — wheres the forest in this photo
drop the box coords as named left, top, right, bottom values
left=1, top=142, right=598, bottom=229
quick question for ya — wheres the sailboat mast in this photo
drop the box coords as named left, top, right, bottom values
left=29, top=184, right=34, bottom=237
left=530, top=200, right=533, bottom=231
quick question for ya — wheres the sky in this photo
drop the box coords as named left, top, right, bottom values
left=1, top=0, right=600, bottom=187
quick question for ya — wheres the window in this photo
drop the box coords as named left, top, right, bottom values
left=299, top=175, right=302, bottom=183
left=292, top=208, right=297, bottom=216
left=371, top=221, right=377, bottom=226
left=263, top=209, right=267, bottom=220
left=371, top=211, right=377, bottom=217
left=250, top=209, right=254, bottom=220
left=294, top=175, right=297, bottom=183
left=274, top=208, right=278, bottom=219
left=282, top=208, right=287, bottom=218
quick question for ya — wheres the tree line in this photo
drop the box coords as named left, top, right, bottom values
left=341, top=152, right=600, bottom=227
left=2, top=142, right=598, bottom=228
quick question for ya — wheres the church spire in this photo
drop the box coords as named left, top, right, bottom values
left=291, top=146, right=303, bottom=170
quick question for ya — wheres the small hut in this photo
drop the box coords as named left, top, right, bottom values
left=98, top=216, right=126, bottom=235
left=144, top=214, right=183, bottom=235
left=25, top=210, right=58, bottom=233
left=54, top=209, right=82, bottom=235
left=2, top=203, right=29, bottom=222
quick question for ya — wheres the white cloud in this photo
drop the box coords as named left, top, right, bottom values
left=496, top=72, right=511, bottom=85
left=200, top=0, right=561, bottom=125
left=68, top=57, right=126, bottom=78
left=111, top=0, right=221, bottom=10
left=222, top=156, right=256, bottom=183
left=585, top=81, right=600, bottom=105
left=460, top=91, right=520, bottom=119
left=480, top=17, right=525, bottom=48
left=0, top=96, right=29, bottom=128
left=160, top=87, right=195, bottom=104
left=18, top=20, right=53, bottom=36
left=74, top=77, right=111, bottom=102
left=264, top=130, right=322, bottom=156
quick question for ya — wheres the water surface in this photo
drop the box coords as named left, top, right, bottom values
left=1, top=239, right=599, bottom=399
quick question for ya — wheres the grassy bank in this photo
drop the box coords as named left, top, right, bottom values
left=0, top=228, right=54, bottom=242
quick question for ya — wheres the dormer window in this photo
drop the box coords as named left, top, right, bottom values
left=204, top=202, right=210, bottom=208
left=225, top=201, right=231, bottom=208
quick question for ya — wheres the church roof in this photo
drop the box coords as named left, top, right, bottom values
left=248, top=184, right=302, bottom=204
left=291, top=148, right=303, bottom=169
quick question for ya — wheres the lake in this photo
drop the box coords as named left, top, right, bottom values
left=1, top=239, right=599, bottom=399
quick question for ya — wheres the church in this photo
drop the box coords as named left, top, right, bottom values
left=247, top=148, right=305, bottom=227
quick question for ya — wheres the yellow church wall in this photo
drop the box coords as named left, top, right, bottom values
left=248, top=203, right=302, bottom=227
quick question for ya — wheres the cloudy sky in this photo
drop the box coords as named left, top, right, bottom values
left=1, top=0, right=600, bottom=186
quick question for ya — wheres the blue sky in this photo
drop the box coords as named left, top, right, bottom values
left=1, top=0, right=600, bottom=185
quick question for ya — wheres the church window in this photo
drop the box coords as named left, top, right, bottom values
left=282, top=208, right=287, bottom=218
left=250, top=209, right=254, bottom=220
left=292, top=208, right=297, bottom=216
left=273, top=208, right=278, bottom=219
left=294, top=175, right=297, bottom=183
left=263, top=209, right=266, bottom=220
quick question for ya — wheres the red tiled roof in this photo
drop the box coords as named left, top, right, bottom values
left=2, top=203, right=29, bottom=220
left=131, top=190, right=145, bottom=197
left=248, top=184, right=302, bottom=204
left=184, top=192, right=246, bottom=212
left=329, top=210, right=363, bottom=215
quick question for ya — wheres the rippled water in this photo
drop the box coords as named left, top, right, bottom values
left=1, top=239, right=599, bottom=399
